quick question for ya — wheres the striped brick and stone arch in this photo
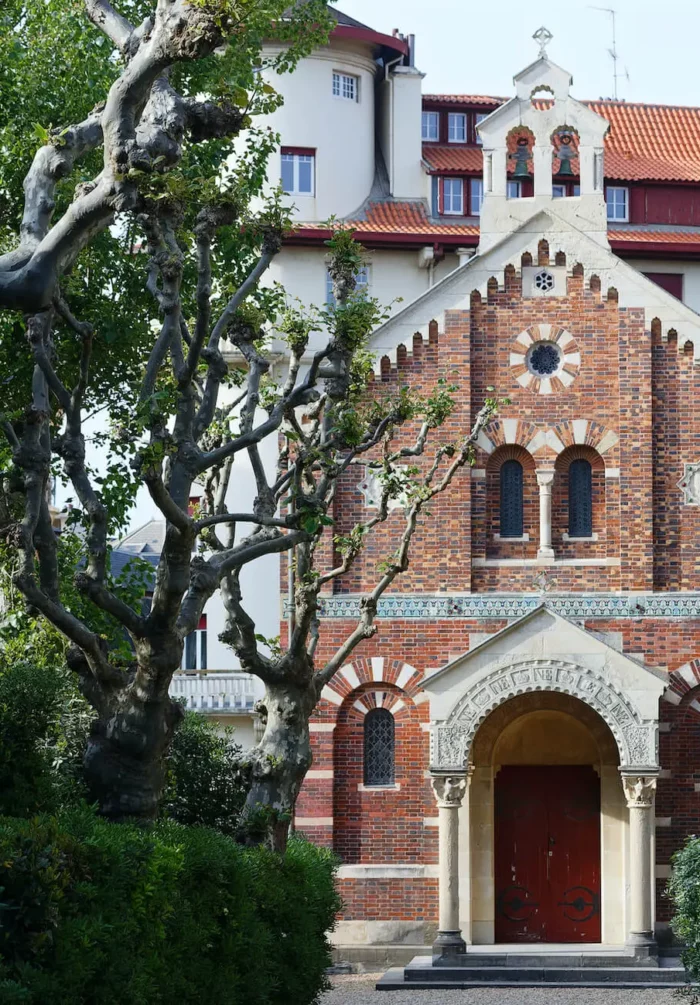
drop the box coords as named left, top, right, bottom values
left=664, top=659, right=700, bottom=718
left=525, top=419, right=619, bottom=467
left=509, top=323, right=581, bottom=394
left=475, top=418, right=618, bottom=467
left=318, top=656, right=425, bottom=717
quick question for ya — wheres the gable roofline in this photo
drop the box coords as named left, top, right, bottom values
left=368, top=204, right=700, bottom=354
left=422, top=603, right=667, bottom=689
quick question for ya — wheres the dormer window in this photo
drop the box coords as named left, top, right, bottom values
left=448, top=113, right=467, bottom=143
left=422, top=111, right=439, bottom=142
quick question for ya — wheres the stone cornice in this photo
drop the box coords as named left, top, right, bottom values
left=315, top=593, right=700, bottom=620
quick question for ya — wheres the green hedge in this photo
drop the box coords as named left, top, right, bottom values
left=668, top=836, right=700, bottom=997
left=0, top=807, right=340, bottom=1005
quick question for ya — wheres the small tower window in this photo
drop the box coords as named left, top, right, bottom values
left=364, top=708, right=395, bottom=786
left=569, top=459, right=593, bottom=537
left=500, top=459, right=524, bottom=538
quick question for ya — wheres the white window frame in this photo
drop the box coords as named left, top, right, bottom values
left=447, top=112, right=467, bottom=144
left=552, top=184, right=567, bottom=198
left=606, top=185, right=629, bottom=222
left=332, top=71, right=359, bottom=102
left=470, top=177, right=483, bottom=216
left=281, top=151, right=315, bottom=196
left=475, top=112, right=488, bottom=146
left=326, top=265, right=369, bottom=305
left=443, top=178, right=464, bottom=215
left=422, top=110, right=439, bottom=142
left=507, top=180, right=522, bottom=199
left=183, top=622, right=207, bottom=671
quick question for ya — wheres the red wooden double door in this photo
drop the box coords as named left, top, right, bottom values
left=495, top=766, right=601, bottom=943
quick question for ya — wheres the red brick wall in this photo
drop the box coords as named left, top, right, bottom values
left=291, top=254, right=700, bottom=935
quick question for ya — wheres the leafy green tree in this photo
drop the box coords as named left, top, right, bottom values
left=0, top=1, right=499, bottom=839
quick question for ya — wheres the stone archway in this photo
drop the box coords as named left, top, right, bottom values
left=423, top=614, right=665, bottom=958
left=464, top=692, right=626, bottom=946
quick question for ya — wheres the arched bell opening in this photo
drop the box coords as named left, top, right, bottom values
left=463, top=692, right=627, bottom=947
left=505, top=126, right=536, bottom=198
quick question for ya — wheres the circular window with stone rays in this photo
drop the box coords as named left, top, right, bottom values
left=509, top=323, right=581, bottom=394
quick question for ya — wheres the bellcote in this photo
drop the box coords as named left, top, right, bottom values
left=476, top=33, right=610, bottom=252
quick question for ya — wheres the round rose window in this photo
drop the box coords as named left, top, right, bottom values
left=527, top=341, right=562, bottom=376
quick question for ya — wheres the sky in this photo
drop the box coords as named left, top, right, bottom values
left=336, top=0, right=698, bottom=106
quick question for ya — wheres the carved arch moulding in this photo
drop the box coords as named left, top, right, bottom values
left=430, top=658, right=658, bottom=772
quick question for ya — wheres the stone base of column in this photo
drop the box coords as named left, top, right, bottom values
left=432, top=930, right=466, bottom=961
left=626, top=932, right=658, bottom=961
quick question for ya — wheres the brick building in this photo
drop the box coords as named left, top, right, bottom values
left=292, top=44, right=700, bottom=959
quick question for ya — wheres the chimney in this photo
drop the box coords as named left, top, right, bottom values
left=408, top=33, right=416, bottom=67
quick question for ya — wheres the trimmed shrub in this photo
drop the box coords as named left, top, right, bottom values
left=669, top=836, right=700, bottom=998
left=0, top=807, right=340, bottom=1005
left=163, top=711, right=247, bottom=835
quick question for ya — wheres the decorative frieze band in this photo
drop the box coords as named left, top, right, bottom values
left=316, top=593, right=700, bottom=620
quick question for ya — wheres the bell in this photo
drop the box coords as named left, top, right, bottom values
left=556, top=132, right=575, bottom=177
left=510, top=137, right=531, bottom=179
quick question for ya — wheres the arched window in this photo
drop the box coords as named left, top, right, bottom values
left=364, top=708, right=395, bottom=786
left=569, top=458, right=592, bottom=537
left=500, top=460, right=524, bottom=538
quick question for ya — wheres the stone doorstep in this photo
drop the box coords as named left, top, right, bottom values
left=376, top=964, right=688, bottom=991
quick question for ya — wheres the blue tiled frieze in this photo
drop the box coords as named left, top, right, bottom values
left=313, top=593, right=700, bottom=620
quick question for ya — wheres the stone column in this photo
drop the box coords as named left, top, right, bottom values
left=431, top=774, right=468, bottom=959
left=622, top=773, right=658, bottom=951
left=536, top=468, right=555, bottom=560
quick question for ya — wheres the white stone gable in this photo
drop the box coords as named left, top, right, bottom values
left=422, top=606, right=665, bottom=771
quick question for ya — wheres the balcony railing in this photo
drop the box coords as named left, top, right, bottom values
left=169, top=672, right=257, bottom=713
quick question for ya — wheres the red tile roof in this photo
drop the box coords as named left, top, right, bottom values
left=347, top=202, right=479, bottom=237
left=608, top=228, right=700, bottom=245
left=291, top=206, right=700, bottom=254
left=423, top=94, right=506, bottom=106
left=422, top=96, right=700, bottom=183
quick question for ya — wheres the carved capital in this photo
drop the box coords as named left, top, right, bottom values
left=431, top=774, right=468, bottom=808
left=536, top=468, right=555, bottom=490
left=622, top=774, right=657, bottom=808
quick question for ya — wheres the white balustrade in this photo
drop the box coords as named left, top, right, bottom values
left=169, top=672, right=257, bottom=712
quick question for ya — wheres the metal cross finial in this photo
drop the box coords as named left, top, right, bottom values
left=533, top=26, right=553, bottom=58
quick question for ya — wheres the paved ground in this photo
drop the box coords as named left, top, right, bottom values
left=322, top=974, right=682, bottom=1004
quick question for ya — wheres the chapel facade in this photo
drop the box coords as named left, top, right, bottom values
left=292, top=48, right=700, bottom=958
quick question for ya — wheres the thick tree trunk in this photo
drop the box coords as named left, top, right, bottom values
left=241, top=680, right=315, bottom=852
left=83, top=691, right=184, bottom=821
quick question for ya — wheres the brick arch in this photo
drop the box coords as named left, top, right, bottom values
left=486, top=442, right=536, bottom=472
left=664, top=659, right=700, bottom=719
left=318, top=656, right=424, bottom=720
left=554, top=444, right=605, bottom=473
left=485, top=444, right=538, bottom=549
left=553, top=444, right=607, bottom=549
left=524, top=419, right=619, bottom=465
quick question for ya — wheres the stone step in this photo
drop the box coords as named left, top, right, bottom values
left=376, top=964, right=687, bottom=990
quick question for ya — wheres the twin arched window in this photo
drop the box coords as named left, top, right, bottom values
left=364, top=708, right=395, bottom=786
left=499, top=457, right=593, bottom=538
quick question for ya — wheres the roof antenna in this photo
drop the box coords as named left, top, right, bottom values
left=590, top=7, right=624, bottom=100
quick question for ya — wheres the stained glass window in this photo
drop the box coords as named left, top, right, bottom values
left=500, top=459, right=524, bottom=538
left=569, top=459, right=593, bottom=537
left=364, top=708, right=395, bottom=786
